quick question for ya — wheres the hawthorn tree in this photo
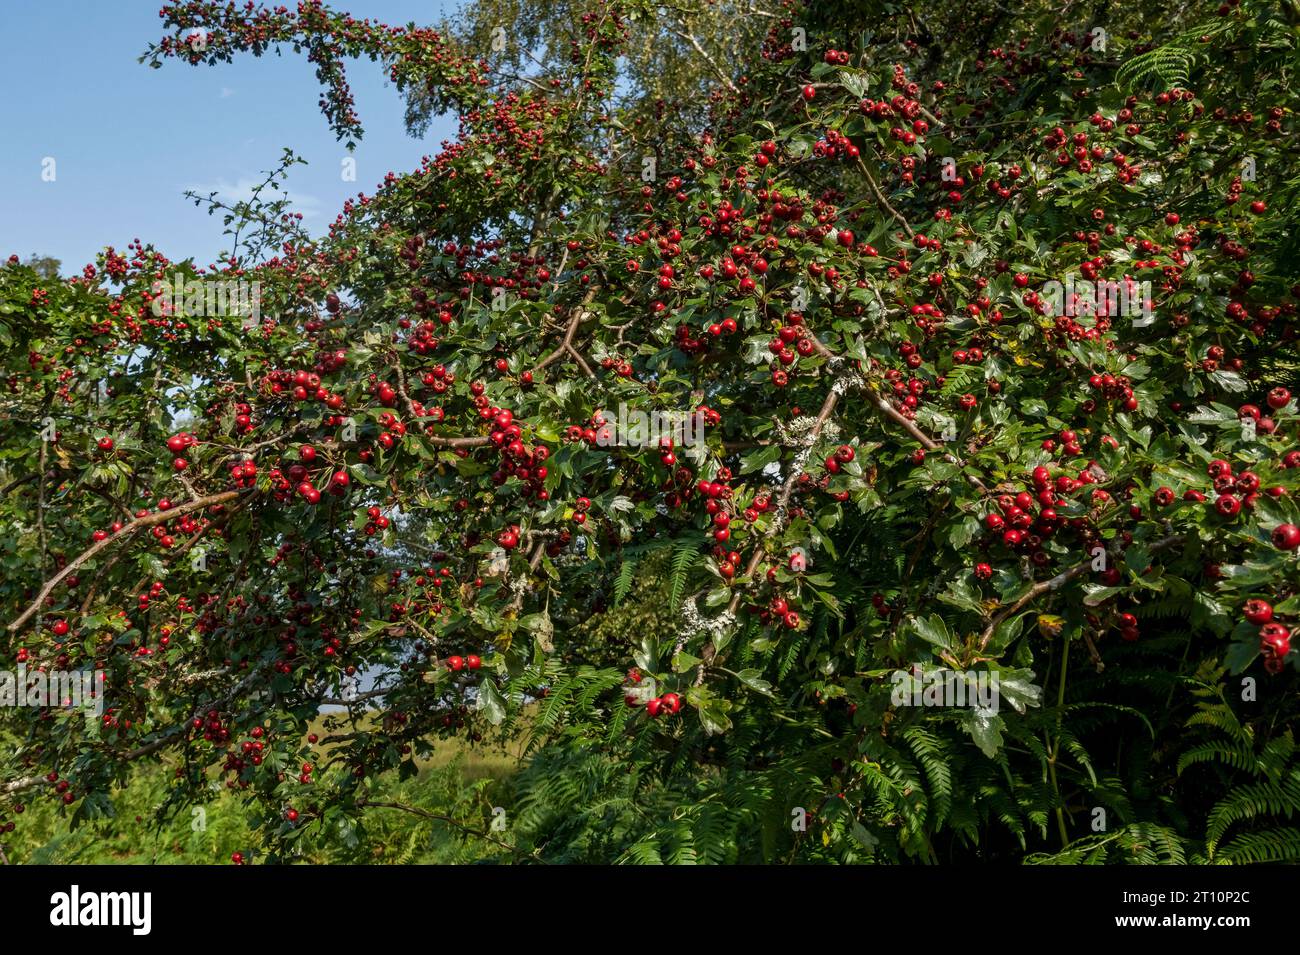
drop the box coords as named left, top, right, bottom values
left=2, top=0, right=1299, bottom=863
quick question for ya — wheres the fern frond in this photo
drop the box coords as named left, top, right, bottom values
left=1115, top=20, right=1237, bottom=91
left=613, top=555, right=639, bottom=606
left=1206, top=772, right=1300, bottom=855
left=668, top=539, right=698, bottom=613
left=1218, top=827, right=1300, bottom=864
left=902, top=726, right=953, bottom=827
left=1177, top=742, right=1254, bottom=776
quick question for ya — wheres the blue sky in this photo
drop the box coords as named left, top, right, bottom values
left=0, top=0, right=459, bottom=273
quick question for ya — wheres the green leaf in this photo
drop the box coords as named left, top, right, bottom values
left=739, top=444, right=781, bottom=474
left=698, top=698, right=733, bottom=735
left=1224, top=639, right=1258, bottom=675
left=1083, top=584, right=1126, bottom=606
left=909, top=614, right=955, bottom=652
left=938, top=574, right=982, bottom=613
left=476, top=678, right=507, bottom=726
left=963, top=709, right=1005, bottom=757
left=734, top=668, right=774, bottom=697
left=946, top=515, right=982, bottom=550
left=672, top=650, right=702, bottom=673
left=987, top=612, right=1029, bottom=653
left=851, top=820, right=880, bottom=850
left=991, top=667, right=1043, bottom=714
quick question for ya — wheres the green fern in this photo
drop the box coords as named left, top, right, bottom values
left=1115, top=20, right=1235, bottom=91
left=1026, top=822, right=1186, bottom=865
left=1205, top=773, right=1300, bottom=855
left=692, top=805, right=736, bottom=865
left=902, top=726, right=953, bottom=827
left=1178, top=689, right=1300, bottom=863
left=667, top=539, right=698, bottom=613
left=613, top=555, right=639, bottom=607
left=1218, top=827, right=1300, bottom=864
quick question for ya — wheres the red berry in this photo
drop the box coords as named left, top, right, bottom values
left=1272, top=524, right=1300, bottom=551
left=1243, top=600, right=1273, bottom=625
left=1260, top=624, right=1291, bottom=660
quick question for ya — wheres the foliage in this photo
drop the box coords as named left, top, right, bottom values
left=2, top=0, right=1299, bottom=864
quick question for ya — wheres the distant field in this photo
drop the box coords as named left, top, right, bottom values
left=4, top=716, right=530, bottom=865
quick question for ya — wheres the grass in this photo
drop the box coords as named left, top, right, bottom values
left=2, top=720, right=529, bottom=865
left=307, top=707, right=531, bottom=781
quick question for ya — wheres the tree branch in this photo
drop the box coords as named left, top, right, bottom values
left=6, top=490, right=245, bottom=634
left=977, top=534, right=1184, bottom=651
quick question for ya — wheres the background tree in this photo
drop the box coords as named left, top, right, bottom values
left=20, top=256, right=61, bottom=280
left=1, top=0, right=1298, bottom=864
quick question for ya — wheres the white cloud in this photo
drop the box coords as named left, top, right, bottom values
left=220, top=87, right=235, bottom=99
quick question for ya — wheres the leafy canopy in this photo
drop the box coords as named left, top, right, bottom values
left=1, top=0, right=1298, bottom=863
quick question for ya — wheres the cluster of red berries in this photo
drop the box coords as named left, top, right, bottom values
left=622, top=669, right=682, bottom=717
left=973, top=462, right=1124, bottom=576
left=1115, top=611, right=1141, bottom=643
left=265, top=367, right=347, bottom=410
left=484, top=406, right=551, bottom=501
left=419, top=362, right=456, bottom=394
left=695, top=469, right=746, bottom=575
left=1244, top=600, right=1294, bottom=674
left=136, top=579, right=166, bottom=615
left=225, top=726, right=268, bottom=776
left=811, top=127, right=860, bottom=161
left=674, top=322, right=709, bottom=355
left=645, top=693, right=682, bottom=717
left=41, top=772, right=76, bottom=805
left=767, top=312, right=815, bottom=387
left=266, top=445, right=349, bottom=506
left=824, top=443, right=855, bottom=474
left=361, top=505, right=390, bottom=537
left=192, top=709, right=231, bottom=744
left=598, top=354, right=635, bottom=378
left=565, top=410, right=608, bottom=445
left=165, top=430, right=198, bottom=471
left=228, top=456, right=258, bottom=489
left=1085, top=372, right=1139, bottom=413
left=759, top=595, right=800, bottom=630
